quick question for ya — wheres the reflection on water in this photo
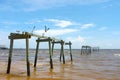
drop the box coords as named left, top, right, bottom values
left=0, top=49, right=120, bottom=80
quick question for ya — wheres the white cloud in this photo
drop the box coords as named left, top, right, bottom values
left=65, top=36, right=85, bottom=49
left=66, top=36, right=84, bottom=43
left=34, top=29, right=78, bottom=37
left=46, top=19, right=76, bottom=28
left=99, top=27, right=107, bottom=31
left=81, top=23, right=95, bottom=29
left=0, top=0, right=110, bottom=11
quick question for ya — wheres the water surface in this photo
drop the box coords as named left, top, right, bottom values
left=0, top=49, right=120, bottom=80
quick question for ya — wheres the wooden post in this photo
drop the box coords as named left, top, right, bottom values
left=81, top=46, right=83, bottom=55
left=48, top=39, right=53, bottom=69
left=69, top=41, right=73, bottom=61
left=7, top=39, right=14, bottom=74
left=60, top=46, right=62, bottom=62
left=34, top=40, right=39, bottom=67
left=51, top=42, right=54, bottom=56
left=26, top=38, right=30, bottom=76
left=61, top=41, right=65, bottom=64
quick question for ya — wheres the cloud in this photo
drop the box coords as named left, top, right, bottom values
left=66, top=36, right=84, bottom=43
left=65, top=36, right=85, bottom=48
left=81, top=23, right=95, bottom=29
left=34, top=29, right=78, bottom=37
left=45, top=19, right=96, bottom=29
left=45, top=19, right=77, bottom=28
left=99, top=27, right=107, bottom=31
left=24, top=18, right=80, bottom=28
left=0, top=0, right=110, bottom=11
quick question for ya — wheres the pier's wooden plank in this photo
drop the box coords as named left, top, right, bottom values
left=8, top=33, right=31, bottom=39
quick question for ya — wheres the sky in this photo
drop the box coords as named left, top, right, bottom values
left=0, top=0, right=120, bottom=49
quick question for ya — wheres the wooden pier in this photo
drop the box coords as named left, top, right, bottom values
left=92, top=47, right=99, bottom=52
left=81, top=45, right=91, bottom=55
left=6, top=32, right=73, bottom=76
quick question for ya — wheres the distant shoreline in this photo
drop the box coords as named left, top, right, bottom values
left=0, top=47, right=8, bottom=50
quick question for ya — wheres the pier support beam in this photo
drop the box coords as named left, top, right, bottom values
left=26, top=38, right=30, bottom=76
left=61, top=40, right=65, bottom=64
left=52, top=41, right=73, bottom=63
left=34, top=37, right=53, bottom=69
left=52, top=40, right=66, bottom=64
left=6, top=33, right=31, bottom=76
left=34, top=40, right=40, bottom=67
left=7, top=39, right=14, bottom=74
left=65, top=41, right=73, bottom=62
left=48, top=40, right=53, bottom=69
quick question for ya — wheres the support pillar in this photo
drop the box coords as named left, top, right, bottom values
left=69, top=41, right=73, bottom=61
left=51, top=42, right=54, bottom=56
left=48, top=39, right=53, bottom=69
left=60, top=47, right=62, bottom=62
left=34, top=40, right=40, bottom=67
left=7, top=39, right=14, bottom=74
left=61, top=41, right=65, bottom=64
left=26, top=38, right=30, bottom=76
left=7, top=32, right=31, bottom=76
left=34, top=38, right=53, bottom=69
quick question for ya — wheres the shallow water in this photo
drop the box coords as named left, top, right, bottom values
left=0, top=49, right=120, bottom=80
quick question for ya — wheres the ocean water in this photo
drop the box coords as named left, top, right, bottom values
left=0, top=49, right=120, bottom=80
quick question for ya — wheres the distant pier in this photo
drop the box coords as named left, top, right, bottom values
left=0, top=45, right=8, bottom=49
left=81, top=45, right=99, bottom=55
left=81, top=45, right=92, bottom=55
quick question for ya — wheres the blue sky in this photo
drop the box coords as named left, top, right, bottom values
left=0, top=0, right=120, bottom=49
